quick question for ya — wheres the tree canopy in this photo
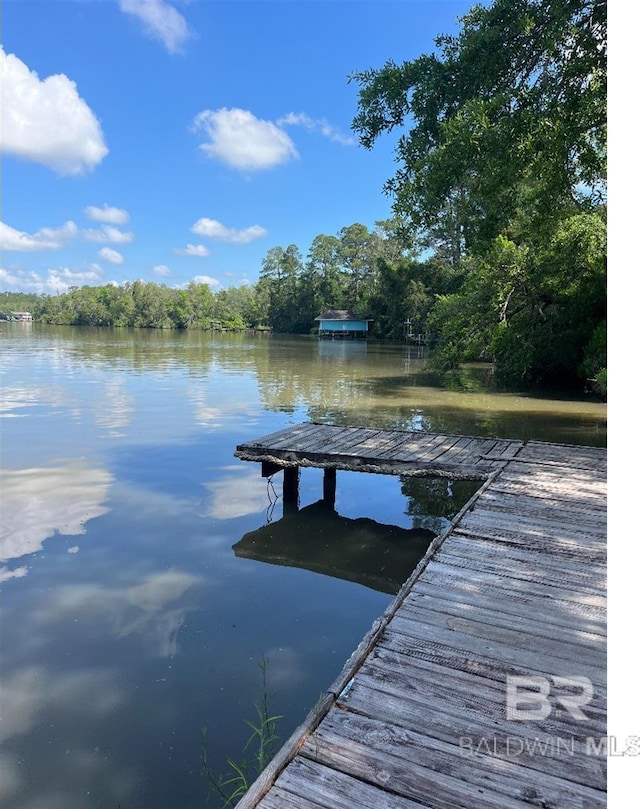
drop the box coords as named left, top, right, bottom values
left=349, top=0, right=606, bottom=392
left=350, top=0, right=606, bottom=246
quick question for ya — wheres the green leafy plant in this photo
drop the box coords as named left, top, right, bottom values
left=201, top=657, right=282, bottom=806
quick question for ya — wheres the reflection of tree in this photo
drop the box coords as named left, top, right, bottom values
left=399, top=477, right=481, bottom=534
left=22, top=328, right=606, bottom=445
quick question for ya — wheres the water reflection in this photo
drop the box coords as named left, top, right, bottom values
left=94, top=377, right=135, bottom=433
left=1, top=326, right=606, bottom=446
left=34, top=569, right=200, bottom=658
left=0, top=666, right=136, bottom=809
left=317, top=339, right=369, bottom=361
left=205, top=466, right=272, bottom=520
left=0, top=325, right=606, bottom=809
left=0, top=462, right=113, bottom=572
left=234, top=499, right=437, bottom=595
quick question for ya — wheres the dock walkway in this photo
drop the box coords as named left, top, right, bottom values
left=234, top=423, right=607, bottom=809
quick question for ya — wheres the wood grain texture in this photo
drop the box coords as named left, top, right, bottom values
left=234, top=427, right=606, bottom=809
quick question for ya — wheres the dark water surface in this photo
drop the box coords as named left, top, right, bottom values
left=0, top=325, right=606, bottom=808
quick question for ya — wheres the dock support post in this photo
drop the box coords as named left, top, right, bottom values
left=322, top=468, right=336, bottom=509
left=283, top=466, right=300, bottom=515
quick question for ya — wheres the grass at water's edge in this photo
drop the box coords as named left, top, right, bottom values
left=201, top=658, right=282, bottom=807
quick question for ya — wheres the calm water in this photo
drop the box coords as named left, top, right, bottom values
left=0, top=325, right=606, bottom=809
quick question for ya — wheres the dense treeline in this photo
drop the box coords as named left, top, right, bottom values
left=349, top=0, right=606, bottom=394
left=2, top=201, right=606, bottom=395
left=2, top=1, right=605, bottom=396
left=1, top=281, right=263, bottom=331
left=0, top=216, right=463, bottom=340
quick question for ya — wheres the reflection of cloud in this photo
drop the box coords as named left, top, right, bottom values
left=0, top=384, right=68, bottom=416
left=94, top=377, right=134, bottom=432
left=0, top=565, right=28, bottom=583
left=37, top=569, right=200, bottom=658
left=0, top=752, right=22, bottom=803
left=189, top=387, right=261, bottom=429
left=0, top=666, right=133, bottom=806
left=205, top=469, right=269, bottom=520
left=0, top=462, right=113, bottom=563
left=0, top=666, right=124, bottom=744
left=262, top=647, right=306, bottom=689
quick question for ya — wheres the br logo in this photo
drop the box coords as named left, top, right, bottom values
left=506, top=675, right=594, bottom=721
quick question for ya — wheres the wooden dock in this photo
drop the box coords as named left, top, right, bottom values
left=234, top=423, right=607, bottom=809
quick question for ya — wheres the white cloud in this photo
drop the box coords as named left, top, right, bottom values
left=191, top=275, right=220, bottom=287
left=0, top=266, right=103, bottom=295
left=84, top=204, right=130, bottom=225
left=119, top=0, right=191, bottom=54
left=152, top=264, right=171, bottom=277
left=174, top=243, right=210, bottom=257
left=83, top=226, right=134, bottom=244
left=49, top=267, right=103, bottom=290
left=278, top=112, right=355, bottom=146
left=191, top=218, right=267, bottom=244
left=98, top=247, right=125, bottom=265
left=1, top=47, right=108, bottom=175
left=192, top=108, right=299, bottom=170
left=0, top=220, right=77, bottom=251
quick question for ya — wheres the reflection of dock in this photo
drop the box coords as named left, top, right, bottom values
left=234, top=423, right=607, bottom=809
left=233, top=500, right=436, bottom=595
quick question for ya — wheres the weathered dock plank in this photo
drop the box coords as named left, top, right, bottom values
left=235, top=423, right=524, bottom=478
left=302, top=711, right=604, bottom=809
left=234, top=425, right=607, bottom=809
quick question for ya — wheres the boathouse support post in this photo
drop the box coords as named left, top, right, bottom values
left=282, top=466, right=300, bottom=515
left=322, top=467, right=336, bottom=509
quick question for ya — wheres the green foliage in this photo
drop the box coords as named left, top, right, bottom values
left=430, top=212, right=606, bottom=390
left=580, top=320, right=607, bottom=395
left=201, top=658, right=282, bottom=807
left=3, top=280, right=264, bottom=331
left=347, top=0, right=606, bottom=393
left=351, top=0, right=606, bottom=246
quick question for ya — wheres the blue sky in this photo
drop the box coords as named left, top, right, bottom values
left=1, top=0, right=472, bottom=294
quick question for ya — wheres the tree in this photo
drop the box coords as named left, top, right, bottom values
left=350, top=0, right=606, bottom=392
left=304, top=234, right=345, bottom=312
left=337, top=223, right=380, bottom=306
left=430, top=210, right=606, bottom=388
left=350, top=0, right=606, bottom=246
left=259, top=245, right=304, bottom=332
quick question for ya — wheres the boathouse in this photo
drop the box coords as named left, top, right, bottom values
left=315, top=310, right=371, bottom=339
